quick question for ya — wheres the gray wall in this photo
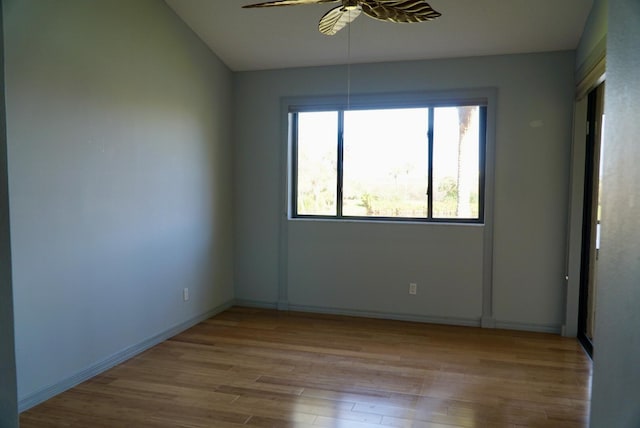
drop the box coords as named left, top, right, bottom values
left=590, top=0, right=640, bottom=425
left=576, top=0, right=608, bottom=75
left=0, top=2, right=19, bottom=426
left=564, top=0, right=609, bottom=338
left=234, top=51, right=575, bottom=331
left=4, top=0, right=234, bottom=405
left=288, top=221, right=484, bottom=322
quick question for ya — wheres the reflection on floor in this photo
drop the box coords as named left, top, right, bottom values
left=21, top=306, right=592, bottom=427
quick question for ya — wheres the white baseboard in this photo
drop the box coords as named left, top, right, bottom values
left=229, top=300, right=563, bottom=335
left=287, top=303, right=481, bottom=328
left=18, top=299, right=234, bottom=413
left=481, top=316, right=496, bottom=328
left=494, top=320, right=562, bottom=334
left=276, top=300, right=289, bottom=310
left=234, top=299, right=278, bottom=309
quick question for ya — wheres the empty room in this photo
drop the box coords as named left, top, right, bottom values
left=1, top=0, right=639, bottom=427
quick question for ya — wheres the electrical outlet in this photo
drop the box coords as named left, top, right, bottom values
left=183, top=288, right=190, bottom=301
left=409, top=283, right=417, bottom=295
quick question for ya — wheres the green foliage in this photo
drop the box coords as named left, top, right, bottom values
left=296, top=106, right=481, bottom=219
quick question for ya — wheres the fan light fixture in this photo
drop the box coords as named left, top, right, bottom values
left=242, top=0, right=441, bottom=36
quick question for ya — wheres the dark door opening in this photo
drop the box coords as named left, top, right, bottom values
left=578, top=82, right=605, bottom=358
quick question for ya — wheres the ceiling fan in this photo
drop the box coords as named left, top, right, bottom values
left=242, top=0, right=442, bottom=36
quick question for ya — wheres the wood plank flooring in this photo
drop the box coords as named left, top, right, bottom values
left=20, top=307, right=592, bottom=427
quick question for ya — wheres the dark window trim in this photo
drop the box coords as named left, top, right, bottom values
left=289, top=98, right=489, bottom=224
left=289, top=113, right=299, bottom=219
left=427, top=107, right=435, bottom=219
left=336, top=111, right=344, bottom=217
left=478, top=106, right=488, bottom=222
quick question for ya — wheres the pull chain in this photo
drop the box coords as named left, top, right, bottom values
left=347, top=9, right=351, bottom=110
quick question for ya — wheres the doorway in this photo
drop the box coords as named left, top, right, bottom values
left=578, top=82, right=605, bottom=357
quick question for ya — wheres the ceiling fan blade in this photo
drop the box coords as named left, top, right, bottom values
left=318, top=5, right=362, bottom=35
left=243, top=0, right=337, bottom=8
left=360, top=0, right=441, bottom=23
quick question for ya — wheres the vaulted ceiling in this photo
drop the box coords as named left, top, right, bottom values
left=165, top=0, right=593, bottom=71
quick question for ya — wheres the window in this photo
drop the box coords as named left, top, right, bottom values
left=291, top=102, right=486, bottom=223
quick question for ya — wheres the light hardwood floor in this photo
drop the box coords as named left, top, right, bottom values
left=20, top=307, right=592, bottom=427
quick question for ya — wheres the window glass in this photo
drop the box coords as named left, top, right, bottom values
left=433, top=106, right=480, bottom=219
left=296, top=111, right=338, bottom=215
left=291, top=102, right=485, bottom=222
left=342, top=108, right=429, bottom=217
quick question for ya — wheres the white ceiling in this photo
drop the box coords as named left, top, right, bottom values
left=165, top=0, right=594, bottom=72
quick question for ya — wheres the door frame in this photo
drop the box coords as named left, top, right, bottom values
left=577, top=82, right=605, bottom=357
left=563, top=56, right=605, bottom=343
